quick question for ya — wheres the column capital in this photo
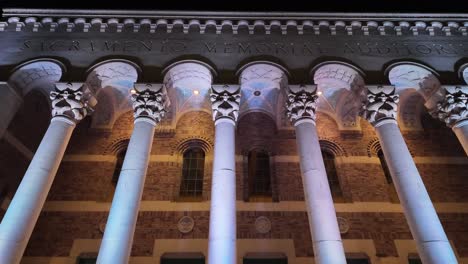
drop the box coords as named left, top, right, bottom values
left=360, top=85, right=399, bottom=126
left=431, top=86, right=468, bottom=127
left=50, top=82, right=96, bottom=123
left=210, top=85, right=241, bottom=123
left=131, top=83, right=169, bottom=125
left=285, top=85, right=318, bottom=125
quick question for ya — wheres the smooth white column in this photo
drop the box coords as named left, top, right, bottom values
left=97, top=117, right=156, bottom=264
left=375, top=120, right=458, bottom=264
left=208, top=118, right=237, bottom=264
left=452, top=120, right=468, bottom=155
left=0, top=116, right=75, bottom=264
left=295, top=119, right=347, bottom=264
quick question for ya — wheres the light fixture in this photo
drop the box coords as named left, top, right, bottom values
left=130, top=89, right=137, bottom=94
left=193, top=90, right=200, bottom=95
left=317, top=91, right=323, bottom=95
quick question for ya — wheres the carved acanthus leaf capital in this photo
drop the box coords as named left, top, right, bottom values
left=50, top=82, right=95, bottom=123
left=285, top=85, right=319, bottom=124
left=431, top=86, right=468, bottom=127
left=131, top=84, right=169, bottom=124
left=360, top=85, right=399, bottom=125
left=210, top=85, right=241, bottom=122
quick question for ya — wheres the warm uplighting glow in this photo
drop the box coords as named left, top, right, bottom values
left=193, top=90, right=200, bottom=95
left=317, top=91, right=323, bottom=95
left=130, top=89, right=137, bottom=94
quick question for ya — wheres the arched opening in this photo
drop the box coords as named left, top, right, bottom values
left=112, top=147, right=127, bottom=184
left=247, top=150, right=272, bottom=202
left=321, top=150, right=344, bottom=202
left=377, top=149, right=399, bottom=203
left=179, top=147, right=205, bottom=199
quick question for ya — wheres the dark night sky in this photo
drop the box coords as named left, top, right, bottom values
left=1, top=0, right=468, bottom=13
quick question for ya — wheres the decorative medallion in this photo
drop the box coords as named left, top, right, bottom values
left=337, top=217, right=350, bottom=234
left=98, top=221, right=106, bottom=234
left=255, top=216, right=272, bottom=234
left=177, top=216, right=195, bottom=234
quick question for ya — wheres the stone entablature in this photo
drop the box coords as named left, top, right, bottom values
left=2, top=9, right=468, bottom=36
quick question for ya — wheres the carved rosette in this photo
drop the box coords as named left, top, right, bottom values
left=50, top=82, right=94, bottom=123
left=210, top=85, right=241, bottom=122
left=131, top=84, right=169, bottom=124
left=285, top=85, right=318, bottom=124
left=360, top=86, right=400, bottom=125
left=431, top=86, right=468, bottom=127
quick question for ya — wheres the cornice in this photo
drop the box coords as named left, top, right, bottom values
left=1, top=8, right=468, bottom=36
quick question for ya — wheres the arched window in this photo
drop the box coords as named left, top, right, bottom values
left=180, top=148, right=205, bottom=197
left=112, top=148, right=127, bottom=184
left=377, top=149, right=399, bottom=203
left=321, top=150, right=343, bottom=201
left=248, top=150, right=272, bottom=201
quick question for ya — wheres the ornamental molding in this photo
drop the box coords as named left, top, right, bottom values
left=387, top=63, right=440, bottom=100
left=431, top=86, right=468, bottom=127
left=360, top=85, right=399, bottom=125
left=3, top=9, right=468, bottom=36
left=210, top=84, right=241, bottom=122
left=8, top=60, right=63, bottom=96
left=132, top=83, right=169, bottom=123
left=177, top=216, right=195, bottom=234
left=50, top=82, right=95, bottom=123
left=285, top=85, right=318, bottom=124
left=254, top=216, right=272, bottom=234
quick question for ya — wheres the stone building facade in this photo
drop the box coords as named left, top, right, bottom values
left=0, top=8, right=467, bottom=264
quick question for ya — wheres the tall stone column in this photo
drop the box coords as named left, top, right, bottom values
left=97, top=84, right=168, bottom=264
left=431, top=86, right=468, bottom=155
left=207, top=85, right=241, bottom=264
left=0, top=83, right=94, bottom=264
left=361, top=85, right=458, bottom=264
left=286, top=85, right=346, bottom=264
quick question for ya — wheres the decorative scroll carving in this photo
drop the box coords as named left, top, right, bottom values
left=131, top=83, right=169, bottom=123
left=210, top=85, right=241, bottom=122
left=285, top=85, right=318, bottom=124
left=431, top=86, right=468, bottom=127
left=360, top=86, right=399, bottom=125
left=50, top=82, right=94, bottom=122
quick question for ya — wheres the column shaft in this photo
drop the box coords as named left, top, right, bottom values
left=295, top=121, right=346, bottom=264
left=97, top=119, right=155, bottom=264
left=452, top=121, right=468, bottom=155
left=375, top=121, right=458, bottom=264
left=0, top=117, right=75, bottom=264
left=208, top=119, right=237, bottom=264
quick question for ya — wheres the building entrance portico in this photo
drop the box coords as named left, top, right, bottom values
left=0, top=8, right=467, bottom=264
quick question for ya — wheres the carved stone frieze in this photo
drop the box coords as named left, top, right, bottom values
left=360, top=85, right=399, bottom=125
left=50, top=82, right=95, bottom=122
left=285, top=85, right=318, bottom=124
left=131, top=83, right=169, bottom=123
left=431, top=86, right=468, bottom=127
left=210, top=85, right=241, bottom=122
left=387, top=63, right=440, bottom=100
